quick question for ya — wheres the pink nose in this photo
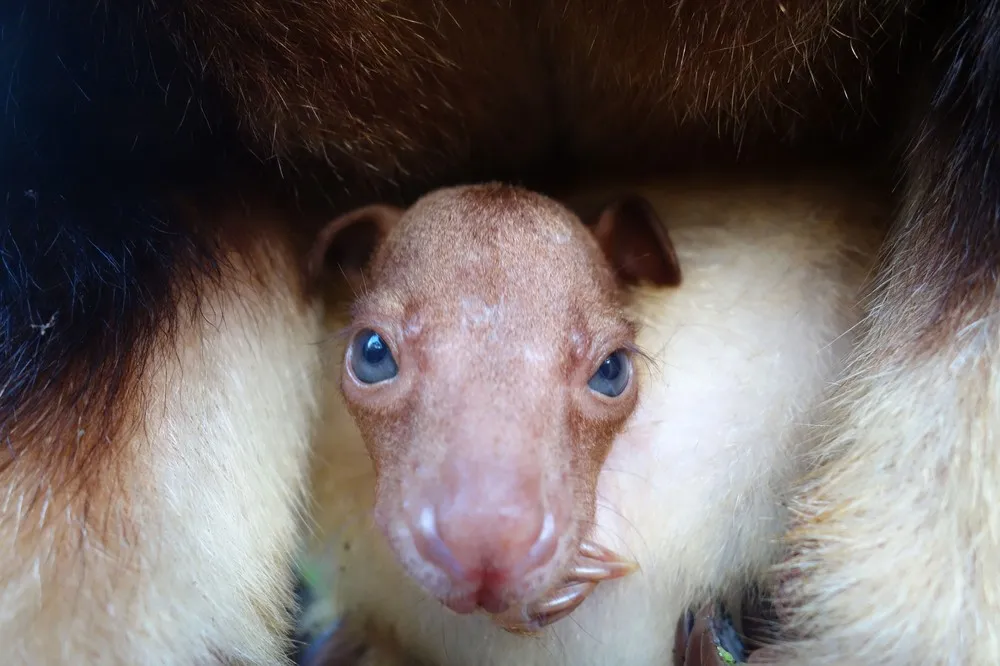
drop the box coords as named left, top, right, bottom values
left=407, top=473, right=559, bottom=614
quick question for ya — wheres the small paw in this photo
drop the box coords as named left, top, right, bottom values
left=493, top=540, right=638, bottom=634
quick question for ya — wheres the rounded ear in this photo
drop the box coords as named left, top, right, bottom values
left=590, top=195, right=681, bottom=287
left=306, top=203, right=404, bottom=290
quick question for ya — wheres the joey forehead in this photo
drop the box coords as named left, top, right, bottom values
left=372, top=186, right=617, bottom=298
left=365, top=186, right=624, bottom=335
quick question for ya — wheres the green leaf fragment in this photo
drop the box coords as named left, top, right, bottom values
left=298, top=561, right=324, bottom=592
left=716, top=646, right=738, bottom=664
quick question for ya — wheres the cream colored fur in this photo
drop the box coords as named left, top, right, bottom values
left=0, top=241, right=324, bottom=664
left=775, top=262, right=1000, bottom=663
left=303, top=178, right=885, bottom=665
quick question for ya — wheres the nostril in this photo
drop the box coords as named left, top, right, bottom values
left=411, top=505, right=469, bottom=581
left=403, top=493, right=565, bottom=612
left=520, top=511, right=558, bottom=574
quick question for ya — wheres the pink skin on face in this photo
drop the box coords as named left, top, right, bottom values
left=310, top=183, right=680, bottom=630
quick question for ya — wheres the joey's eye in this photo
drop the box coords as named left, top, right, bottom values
left=350, top=329, right=398, bottom=384
left=588, top=350, right=631, bottom=398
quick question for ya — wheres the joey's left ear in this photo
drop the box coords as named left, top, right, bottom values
left=590, top=195, right=681, bottom=287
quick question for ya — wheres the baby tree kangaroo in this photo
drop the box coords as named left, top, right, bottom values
left=307, top=183, right=681, bottom=633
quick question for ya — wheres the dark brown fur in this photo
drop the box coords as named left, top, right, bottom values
left=165, top=1, right=903, bottom=180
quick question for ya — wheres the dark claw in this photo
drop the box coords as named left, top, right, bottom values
left=493, top=539, right=638, bottom=634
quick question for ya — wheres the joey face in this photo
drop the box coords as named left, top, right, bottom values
left=311, top=183, right=679, bottom=615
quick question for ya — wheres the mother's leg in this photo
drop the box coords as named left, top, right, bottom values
left=773, top=2, right=1000, bottom=663
left=0, top=202, right=324, bottom=663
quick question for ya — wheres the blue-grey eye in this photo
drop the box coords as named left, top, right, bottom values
left=588, top=350, right=630, bottom=397
left=350, top=329, right=398, bottom=384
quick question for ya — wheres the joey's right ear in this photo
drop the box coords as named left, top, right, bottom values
left=307, top=204, right=404, bottom=291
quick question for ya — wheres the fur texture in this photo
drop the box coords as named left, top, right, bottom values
left=300, top=177, right=883, bottom=665
left=5, top=0, right=1000, bottom=663
left=164, top=0, right=901, bottom=178
left=766, top=2, right=1000, bottom=662
left=0, top=205, right=324, bottom=664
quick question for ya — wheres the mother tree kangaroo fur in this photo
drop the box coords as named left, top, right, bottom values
left=0, top=1, right=996, bottom=664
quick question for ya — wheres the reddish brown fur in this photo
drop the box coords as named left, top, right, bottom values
left=537, top=0, right=896, bottom=168
left=310, top=183, right=677, bottom=621
left=1, top=355, right=143, bottom=548
left=165, top=0, right=900, bottom=181
left=167, top=1, right=553, bottom=181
